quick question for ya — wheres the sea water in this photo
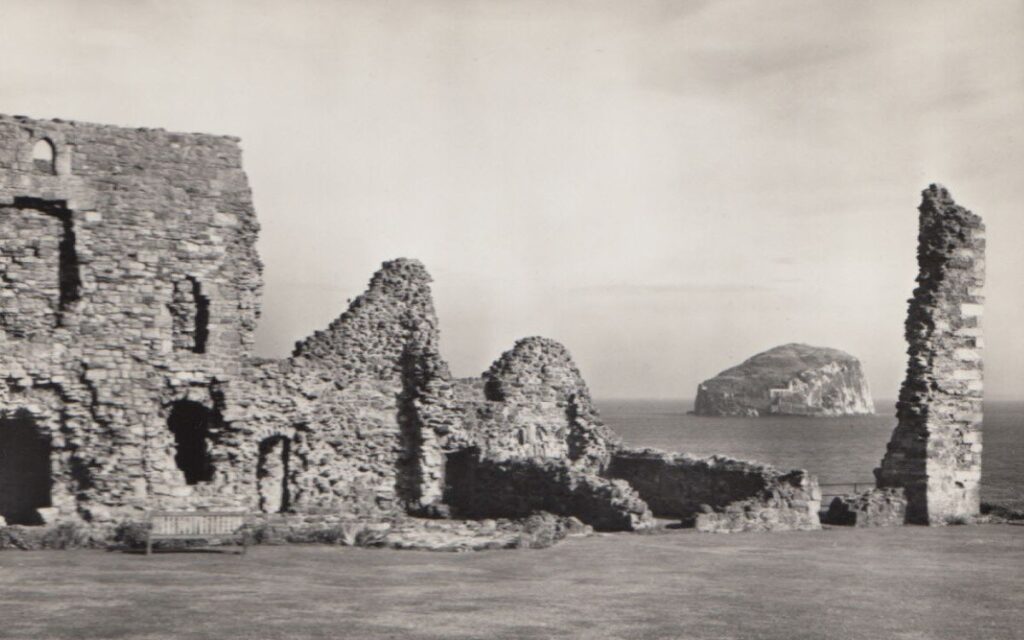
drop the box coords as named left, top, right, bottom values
left=597, top=399, right=1024, bottom=511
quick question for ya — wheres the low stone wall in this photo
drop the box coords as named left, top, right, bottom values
left=606, top=448, right=820, bottom=532
left=443, top=449, right=654, bottom=531
left=693, top=493, right=820, bottom=533
left=823, top=488, right=907, bottom=527
left=0, top=512, right=592, bottom=552
left=244, top=512, right=591, bottom=551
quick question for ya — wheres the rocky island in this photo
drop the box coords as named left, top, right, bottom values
left=693, top=343, right=874, bottom=417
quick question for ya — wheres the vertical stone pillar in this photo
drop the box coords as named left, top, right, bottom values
left=875, top=184, right=985, bottom=524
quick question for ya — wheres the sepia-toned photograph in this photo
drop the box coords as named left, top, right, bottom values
left=0, top=1, right=1021, bottom=638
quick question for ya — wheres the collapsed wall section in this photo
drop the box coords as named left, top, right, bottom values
left=440, top=337, right=619, bottom=469
left=210, top=280, right=643, bottom=526
left=410, top=336, right=636, bottom=524
left=822, top=488, right=907, bottom=528
left=606, top=448, right=821, bottom=532
left=215, top=258, right=451, bottom=518
left=875, top=185, right=985, bottom=525
left=419, top=337, right=822, bottom=533
left=443, top=448, right=654, bottom=531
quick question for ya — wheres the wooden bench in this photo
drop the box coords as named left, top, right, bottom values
left=145, top=511, right=252, bottom=555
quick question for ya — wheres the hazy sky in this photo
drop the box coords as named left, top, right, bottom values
left=2, top=0, right=1022, bottom=400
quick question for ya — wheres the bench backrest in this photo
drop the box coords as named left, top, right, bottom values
left=149, top=512, right=247, bottom=536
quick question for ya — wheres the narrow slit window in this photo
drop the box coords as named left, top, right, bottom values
left=169, top=276, right=210, bottom=353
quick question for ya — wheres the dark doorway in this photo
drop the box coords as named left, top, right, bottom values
left=167, top=401, right=216, bottom=484
left=0, top=415, right=52, bottom=525
left=442, top=448, right=480, bottom=515
left=257, top=436, right=291, bottom=513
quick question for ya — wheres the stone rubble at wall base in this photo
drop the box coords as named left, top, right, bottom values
left=0, top=513, right=594, bottom=552
left=822, top=488, right=907, bottom=528
left=607, top=448, right=822, bottom=533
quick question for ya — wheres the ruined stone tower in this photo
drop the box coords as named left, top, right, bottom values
left=876, top=184, right=985, bottom=524
left=0, top=114, right=261, bottom=524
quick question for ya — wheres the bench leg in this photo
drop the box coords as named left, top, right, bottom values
left=145, top=534, right=152, bottom=556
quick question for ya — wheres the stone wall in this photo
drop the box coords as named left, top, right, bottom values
left=875, top=185, right=985, bottom=525
left=0, top=114, right=260, bottom=524
left=408, top=336, right=622, bottom=514
left=453, top=337, right=618, bottom=469
left=218, top=258, right=450, bottom=518
left=606, top=448, right=821, bottom=532
left=822, top=488, right=906, bottom=527
left=442, top=448, right=653, bottom=531
left=0, top=121, right=629, bottom=529
left=0, top=114, right=460, bottom=525
left=0, top=113, right=827, bottom=540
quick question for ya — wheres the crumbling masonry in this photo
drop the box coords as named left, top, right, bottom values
left=876, top=185, right=985, bottom=525
left=0, top=114, right=819, bottom=534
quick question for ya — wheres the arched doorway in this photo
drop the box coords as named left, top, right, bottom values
left=257, top=436, right=291, bottom=513
left=167, top=401, right=217, bottom=484
left=0, top=414, right=52, bottom=525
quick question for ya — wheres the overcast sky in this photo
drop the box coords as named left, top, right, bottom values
left=2, top=0, right=1022, bottom=400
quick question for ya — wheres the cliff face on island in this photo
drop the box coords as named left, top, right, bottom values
left=693, top=344, right=874, bottom=417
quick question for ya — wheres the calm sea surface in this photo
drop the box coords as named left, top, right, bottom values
left=596, top=399, right=1024, bottom=511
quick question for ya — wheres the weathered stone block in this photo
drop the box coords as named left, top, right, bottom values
left=822, top=488, right=906, bottom=527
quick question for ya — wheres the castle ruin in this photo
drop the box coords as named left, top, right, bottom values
left=0, top=113, right=825, bottom=535
left=876, top=185, right=986, bottom=524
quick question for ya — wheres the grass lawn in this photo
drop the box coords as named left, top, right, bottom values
left=1, top=524, right=1022, bottom=640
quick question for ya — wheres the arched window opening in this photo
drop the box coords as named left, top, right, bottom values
left=0, top=414, right=52, bottom=525
left=32, top=139, right=56, bottom=174
left=257, top=436, right=291, bottom=513
left=167, top=401, right=217, bottom=485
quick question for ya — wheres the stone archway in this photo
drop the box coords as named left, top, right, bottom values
left=257, top=435, right=291, bottom=513
left=0, top=414, right=52, bottom=525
